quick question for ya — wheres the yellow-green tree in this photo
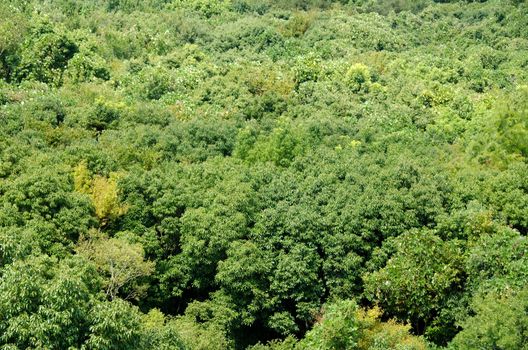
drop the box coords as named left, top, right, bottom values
left=73, top=162, right=128, bottom=226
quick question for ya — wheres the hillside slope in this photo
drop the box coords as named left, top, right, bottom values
left=0, top=0, right=527, bottom=349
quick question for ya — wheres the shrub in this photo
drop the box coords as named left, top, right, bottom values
left=346, top=63, right=371, bottom=93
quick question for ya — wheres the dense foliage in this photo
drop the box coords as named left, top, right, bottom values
left=1, top=0, right=527, bottom=349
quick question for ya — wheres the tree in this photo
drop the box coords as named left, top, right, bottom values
left=15, top=20, right=77, bottom=85
left=66, top=50, right=110, bottom=83
left=346, top=63, right=371, bottom=93
left=449, top=289, right=528, bottom=350
left=74, top=162, right=128, bottom=226
left=77, top=232, right=155, bottom=300
left=464, top=227, right=528, bottom=294
left=363, top=229, right=464, bottom=337
left=252, top=300, right=428, bottom=350
left=0, top=256, right=99, bottom=349
left=85, top=299, right=145, bottom=350
left=0, top=3, right=28, bottom=81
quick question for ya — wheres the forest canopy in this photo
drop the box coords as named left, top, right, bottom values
left=0, top=0, right=527, bottom=349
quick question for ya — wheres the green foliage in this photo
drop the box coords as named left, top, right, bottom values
left=0, top=254, right=182, bottom=349
left=171, top=315, right=232, bottom=350
left=280, top=12, right=315, bottom=38
left=0, top=163, right=96, bottom=245
left=449, top=289, right=528, bottom=350
left=15, top=21, right=78, bottom=85
left=73, top=161, right=128, bottom=225
left=170, top=0, right=232, bottom=17
left=346, top=63, right=372, bottom=93
left=492, top=86, right=528, bottom=158
left=254, top=300, right=428, bottom=350
left=66, top=51, right=110, bottom=83
left=0, top=4, right=28, bottom=81
left=0, top=0, right=527, bottom=349
left=468, top=86, right=528, bottom=165
left=85, top=299, right=145, bottom=350
left=126, top=65, right=175, bottom=100
left=85, top=99, right=124, bottom=132
left=300, top=300, right=362, bottom=349
left=465, top=228, right=528, bottom=294
left=363, top=229, right=464, bottom=338
left=0, top=256, right=99, bottom=349
left=236, top=118, right=309, bottom=166
left=77, top=231, right=155, bottom=300
left=292, top=55, right=322, bottom=87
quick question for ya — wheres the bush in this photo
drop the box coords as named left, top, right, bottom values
left=346, top=63, right=371, bottom=93
left=66, top=51, right=110, bottom=83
